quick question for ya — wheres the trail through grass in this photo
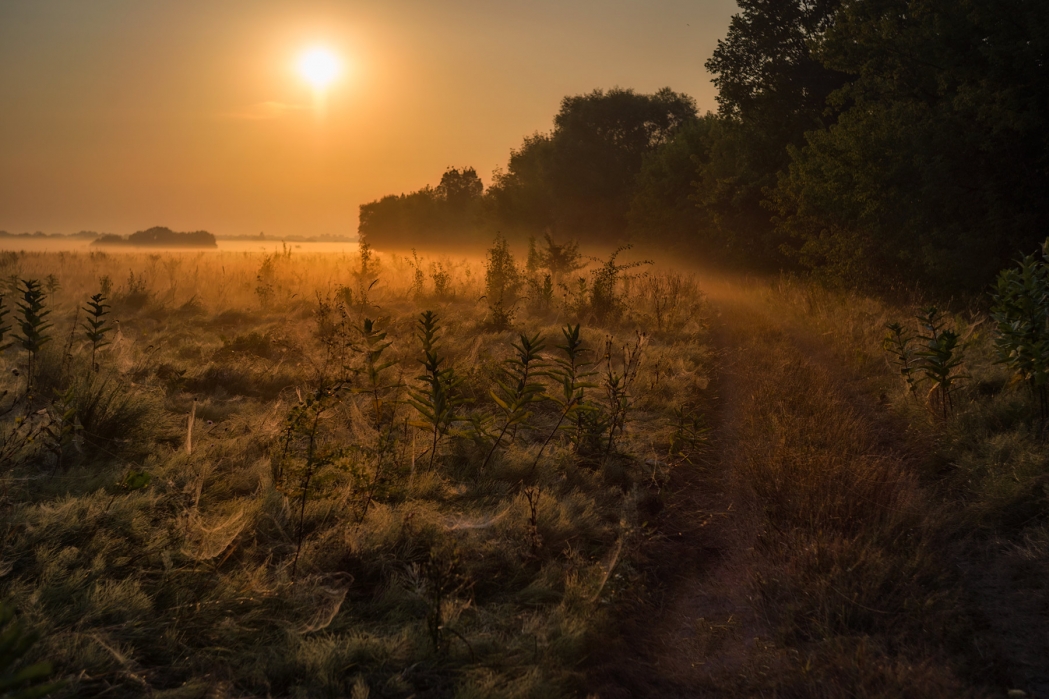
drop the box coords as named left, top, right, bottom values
left=588, top=275, right=1031, bottom=698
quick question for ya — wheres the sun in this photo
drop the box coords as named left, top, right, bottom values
left=298, top=47, right=341, bottom=90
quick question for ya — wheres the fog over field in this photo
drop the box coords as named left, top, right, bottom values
left=2, top=1, right=1048, bottom=698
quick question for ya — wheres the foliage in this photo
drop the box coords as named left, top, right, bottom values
left=80, top=293, right=110, bottom=371
left=488, top=87, right=698, bottom=241
left=275, top=387, right=347, bottom=580
left=358, top=167, right=485, bottom=249
left=15, top=279, right=52, bottom=394
left=407, top=311, right=466, bottom=469
left=588, top=245, right=652, bottom=322
left=480, top=332, right=547, bottom=475
left=991, top=240, right=1049, bottom=421
left=883, top=309, right=968, bottom=418
left=0, top=294, right=11, bottom=352
left=601, top=332, right=647, bottom=456
left=771, top=0, right=1049, bottom=289
left=530, top=324, right=596, bottom=471
left=483, top=236, right=521, bottom=330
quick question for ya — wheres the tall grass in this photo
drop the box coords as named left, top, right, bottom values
left=0, top=242, right=707, bottom=697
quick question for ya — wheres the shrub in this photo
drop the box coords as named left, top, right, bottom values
left=483, top=236, right=521, bottom=331
left=991, top=239, right=1049, bottom=421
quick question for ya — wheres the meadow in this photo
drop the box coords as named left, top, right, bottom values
left=0, top=240, right=710, bottom=698
left=4, top=237, right=1049, bottom=698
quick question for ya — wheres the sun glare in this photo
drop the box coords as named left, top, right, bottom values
left=298, top=47, right=341, bottom=90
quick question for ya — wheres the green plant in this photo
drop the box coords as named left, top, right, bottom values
left=275, top=388, right=346, bottom=580
left=0, top=294, right=11, bottom=352
left=81, top=293, right=112, bottom=371
left=882, top=310, right=968, bottom=418
left=408, top=250, right=425, bottom=299
left=122, top=270, right=151, bottom=310
left=667, top=405, right=709, bottom=465
left=417, top=543, right=466, bottom=656
left=408, top=311, right=465, bottom=470
left=530, top=324, right=596, bottom=473
left=914, top=308, right=967, bottom=419
left=480, top=332, right=547, bottom=475
left=430, top=262, right=451, bottom=299
left=526, top=274, right=555, bottom=314
left=351, top=317, right=401, bottom=521
left=523, top=485, right=542, bottom=559
left=483, top=235, right=521, bottom=331
left=588, top=245, right=651, bottom=322
left=0, top=599, right=61, bottom=699
left=538, top=234, right=585, bottom=283
left=602, top=332, right=647, bottom=456
left=990, top=240, right=1049, bottom=421
left=883, top=322, right=920, bottom=397
left=42, top=387, right=81, bottom=472
left=16, top=280, right=52, bottom=394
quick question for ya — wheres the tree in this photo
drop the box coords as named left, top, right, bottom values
left=358, top=167, right=486, bottom=249
left=489, top=88, right=698, bottom=242
left=772, top=0, right=1049, bottom=289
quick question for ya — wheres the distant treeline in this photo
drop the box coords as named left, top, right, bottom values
left=0, top=231, right=99, bottom=239
left=360, top=0, right=1048, bottom=292
left=93, top=226, right=217, bottom=248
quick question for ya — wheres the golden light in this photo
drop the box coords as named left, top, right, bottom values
left=297, top=47, right=341, bottom=90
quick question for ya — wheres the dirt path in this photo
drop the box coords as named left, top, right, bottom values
left=587, top=280, right=1023, bottom=698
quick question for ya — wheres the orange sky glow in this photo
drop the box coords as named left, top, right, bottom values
left=0, top=1, right=737, bottom=239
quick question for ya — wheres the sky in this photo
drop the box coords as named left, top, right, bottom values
left=0, top=0, right=738, bottom=239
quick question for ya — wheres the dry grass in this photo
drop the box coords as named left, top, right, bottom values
left=0, top=244, right=710, bottom=697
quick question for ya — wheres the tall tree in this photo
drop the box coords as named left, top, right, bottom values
left=358, top=167, right=486, bottom=249
left=489, top=88, right=698, bottom=241
left=697, top=0, right=849, bottom=264
left=773, top=0, right=1049, bottom=289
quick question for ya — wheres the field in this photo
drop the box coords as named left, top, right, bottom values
left=0, top=242, right=711, bottom=698
left=4, top=240, right=1049, bottom=698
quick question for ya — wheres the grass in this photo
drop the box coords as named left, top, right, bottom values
left=0, top=243, right=710, bottom=697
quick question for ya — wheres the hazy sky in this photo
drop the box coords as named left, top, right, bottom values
left=0, top=1, right=737, bottom=238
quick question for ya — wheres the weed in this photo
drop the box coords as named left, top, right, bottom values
left=483, top=235, right=521, bottom=331
left=0, top=295, right=11, bottom=352
left=523, top=485, right=543, bottom=558
left=408, top=311, right=465, bottom=470
left=418, top=543, right=466, bottom=656
left=15, top=280, right=52, bottom=395
left=882, top=309, right=968, bottom=418
left=530, top=324, right=596, bottom=472
left=883, top=322, right=920, bottom=397
left=81, top=293, right=111, bottom=371
left=991, top=239, right=1049, bottom=421
left=480, top=332, right=547, bottom=475
left=538, top=233, right=585, bottom=284
left=351, top=317, right=401, bottom=521
left=601, top=332, right=647, bottom=457
left=588, top=246, right=652, bottom=323
left=41, top=387, right=81, bottom=472
left=275, top=387, right=347, bottom=580
left=430, top=262, right=451, bottom=299
left=915, top=308, right=967, bottom=419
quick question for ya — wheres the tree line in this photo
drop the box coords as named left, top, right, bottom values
left=359, top=0, right=1048, bottom=292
